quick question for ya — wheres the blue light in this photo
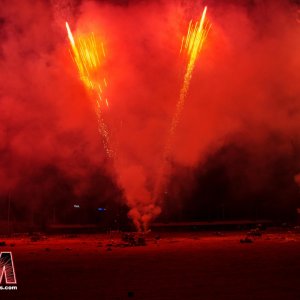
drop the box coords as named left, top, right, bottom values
left=97, top=208, right=106, bottom=212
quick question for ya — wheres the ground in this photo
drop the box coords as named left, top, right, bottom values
left=1, top=230, right=300, bottom=300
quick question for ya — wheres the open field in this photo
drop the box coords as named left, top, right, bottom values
left=1, top=230, right=300, bottom=300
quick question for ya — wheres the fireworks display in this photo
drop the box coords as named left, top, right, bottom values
left=66, top=7, right=210, bottom=230
left=172, top=6, right=210, bottom=150
left=66, top=22, right=113, bottom=158
left=2, top=0, right=299, bottom=233
left=154, top=7, right=211, bottom=202
left=177, top=6, right=210, bottom=130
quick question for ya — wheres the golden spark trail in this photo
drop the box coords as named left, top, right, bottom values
left=154, top=7, right=211, bottom=201
left=66, top=22, right=113, bottom=158
left=174, top=6, right=210, bottom=139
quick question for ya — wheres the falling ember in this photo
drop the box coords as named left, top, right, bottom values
left=154, top=7, right=211, bottom=201
left=65, top=22, right=113, bottom=158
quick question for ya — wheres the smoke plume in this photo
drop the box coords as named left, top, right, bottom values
left=1, top=0, right=300, bottom=228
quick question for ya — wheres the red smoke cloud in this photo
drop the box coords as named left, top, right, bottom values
left=1, top=0, right=300, bottom=228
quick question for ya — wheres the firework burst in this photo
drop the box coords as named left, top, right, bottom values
left=174, top=6, right=210, bottom=139
left=66, top=22, right=113, bottom=158
left=154, top=7, right=211, bottom=201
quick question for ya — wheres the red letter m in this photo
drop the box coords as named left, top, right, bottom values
left=0, top=252, right=17, bottom=284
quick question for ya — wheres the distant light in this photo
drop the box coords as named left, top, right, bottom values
left=74, top=204, right=80, bottom=208
left=97, top=208, right=106, bottom=212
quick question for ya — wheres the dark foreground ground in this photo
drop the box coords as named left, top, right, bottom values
left=1, top=229, right=300, bottom=300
